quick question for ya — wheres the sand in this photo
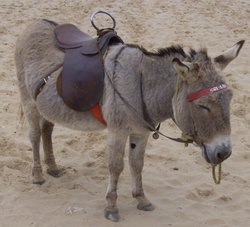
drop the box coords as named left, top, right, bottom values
left=0, top=0, right=250, bottom=226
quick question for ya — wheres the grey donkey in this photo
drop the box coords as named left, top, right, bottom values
left=15, top=20, right=244, bottom=221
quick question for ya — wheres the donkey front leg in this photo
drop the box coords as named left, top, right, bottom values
left=105, top=130, right=128, bottom=222
left=129, top=133, right=154, bottom=211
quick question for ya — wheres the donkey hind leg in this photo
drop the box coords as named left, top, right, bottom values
left=129, top=134, right=154, bottom=211
left=105, top=130, right=128, bottom=222
left=40, top=118, right=64, bottom=177
left=25, top=103, right=45, bottom=184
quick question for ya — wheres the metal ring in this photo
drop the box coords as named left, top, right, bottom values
left=90, top=10, right=116, bottom=31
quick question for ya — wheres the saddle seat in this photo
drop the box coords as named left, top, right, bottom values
left=55, top=24, right=99, bottom=52
left=54, top=23, right=123, bottom=113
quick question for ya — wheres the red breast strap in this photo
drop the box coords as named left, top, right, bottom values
left=187, top=84, right=227, bottom=102
left=90, top=104, right=107, bottom=125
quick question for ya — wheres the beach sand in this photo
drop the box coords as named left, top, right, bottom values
left=0, top=0, right=250, bottom=226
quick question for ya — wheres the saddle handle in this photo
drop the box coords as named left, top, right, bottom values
left=91, top=10, right=116, bottom=34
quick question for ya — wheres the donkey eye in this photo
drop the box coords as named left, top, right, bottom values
left=198, top=105, right=210, bottom=112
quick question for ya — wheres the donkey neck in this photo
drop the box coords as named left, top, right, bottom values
left=139, top=49, right=186, bottom=124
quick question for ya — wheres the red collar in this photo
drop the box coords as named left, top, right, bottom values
left=187, top=84, right=227, bottom=102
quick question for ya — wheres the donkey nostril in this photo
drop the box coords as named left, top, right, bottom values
left=216, top=147, right=231, bottom=161
left=217, top=152, right=222, bottom=160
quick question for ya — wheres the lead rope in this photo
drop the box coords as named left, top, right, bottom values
left=212, top=164, right=222, bottom=184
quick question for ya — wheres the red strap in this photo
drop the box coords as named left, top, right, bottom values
left=90, top=104, right=107, bottom=126
left=187, top=84, right=227, bottom=102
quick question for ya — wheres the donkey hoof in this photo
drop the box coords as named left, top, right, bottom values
left=32, top=178, right=45, bottom=185
left=47, top=166, right=66, bottom=178
left=47, top=169, right=60, bottom=177
left=137, top=203, right=155, bottom=211
left=32, top=168, right=45, bottom=184
left=104, top=207, right=120, bottom=222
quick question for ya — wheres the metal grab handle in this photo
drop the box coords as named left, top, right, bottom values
left=91, top=10, right=116, bottom=32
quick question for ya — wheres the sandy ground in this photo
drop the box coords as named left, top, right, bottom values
left=0, top=0, right=250, bottom=226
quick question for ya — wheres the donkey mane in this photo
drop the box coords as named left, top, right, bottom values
left=125, top=43, right=212, bottom=65
left=125, top=43, right=187, bottom=58
left=188, top=48, right=211, bottom=62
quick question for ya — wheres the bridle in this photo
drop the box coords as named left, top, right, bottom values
left=172, top=81, right=228, bottom=145
left=180, top=82, right=227, bottom=185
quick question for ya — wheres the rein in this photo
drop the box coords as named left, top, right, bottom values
left=104, top=65, right=194, bottom=146
left=105, top=59, right=226, bottom=184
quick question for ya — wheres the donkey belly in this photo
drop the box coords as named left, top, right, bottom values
left=36, top=75, right=105, bottom=131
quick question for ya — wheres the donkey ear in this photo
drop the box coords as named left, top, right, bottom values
left=214, top=40, right=245, bottom=70
left=172, top=58, right=191, bottom=81
left=172, top=58, right=189, bottom=76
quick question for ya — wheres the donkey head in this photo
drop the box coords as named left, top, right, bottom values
left=172, top=40, right=244, bottom=165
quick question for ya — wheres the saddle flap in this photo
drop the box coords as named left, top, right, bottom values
left=58, top=48, right=104, bottom=112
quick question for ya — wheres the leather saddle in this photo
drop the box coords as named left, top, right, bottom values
left=55, top=24, right=123, bottom=112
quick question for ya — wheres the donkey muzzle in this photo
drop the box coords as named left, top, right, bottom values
left=202, top=135, right=232, bottom=164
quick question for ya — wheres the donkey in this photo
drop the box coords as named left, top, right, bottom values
left=15, top=20, right=244, bottom=221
